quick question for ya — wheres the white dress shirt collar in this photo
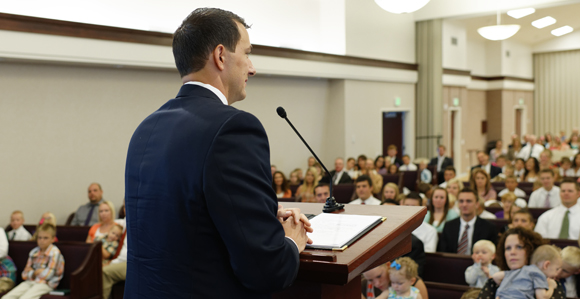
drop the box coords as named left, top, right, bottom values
left=459, top=216, right=477, bottom=255
left=184, top=81, right=228, bottom=106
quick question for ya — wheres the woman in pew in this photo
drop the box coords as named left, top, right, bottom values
left=86, top=201, right=121, bottom=243
left=381, top=183, right=400, bottom=204
left=477, top=227, right=565, bottom=299
left=470, top=169, right=497, bottom=203
left=424, top=188, right=458, bottom=233
left=295, top=167, right=318, bottom=203
left=30, top=212, right=58, bottom=242
left=446, top=178, right=463, bottom=212
left=570, top=153, right=580, bottom=177
left=523, top=157, right=540, bottom=183
left=272, top=171, right=292, bottom=199
left=362, top=261, right=428, bottom=299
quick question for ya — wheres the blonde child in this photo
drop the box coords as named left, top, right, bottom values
left=95, top=224, right=123, bottom=265
left=465, top=240, right=500, bottom=287
left=493, top=245, right=561, bottom=299
left=557, top=246, right=580, bottom=298
left=7, top=211, right=31, bottom=241
left=377, top=257, right=422, bottom=299
left=2, top=223, right=64, bottom=299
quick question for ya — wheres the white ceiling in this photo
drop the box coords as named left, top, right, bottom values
left=458, top=2, right=580, bottom=45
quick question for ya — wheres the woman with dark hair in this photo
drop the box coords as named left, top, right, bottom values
left=569, top=133, right=580, bottom=150
left=470, top=168, right=497, bottom=202
left=570, top=153, right=580, bottom=177
left=424, top=188, right=458, bottom=233
left=375, top=155, right=387, bottom=175
left=272, top=171, right=291, bottom=198
left=477, top=227, right=565, bottom=299
left=523, top=157, right=540, bottom=182
left=387, top=164, right=399, bottom=175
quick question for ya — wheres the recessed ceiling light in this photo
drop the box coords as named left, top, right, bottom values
left=507, top=8, right=536, bottom=19
left=532, top=16, right=556, bottom=29
left=551, top=26, right=574, bottom=36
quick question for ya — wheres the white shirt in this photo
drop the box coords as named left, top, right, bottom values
left=517, top=144, right=545, bottom=160
left=535, top=203, right=580, bottom=239
left=439, top=181, right=448, bottom=188
left=0, top=228, right=7, bottom=259
left=480, top=163, right=491, bottom=175
left=561, top=168, right=580, bottom=177
left=437, top=156, right=445, bottom=172
left=184, top=81, right=228, bottom=106
left=565, top=276, right=577, bottom=299
left=349, top=196, right=381, bottom=205
left=7, top=225, right=32, bottom=241
left=412, top=222, right=438, bottom=253
left=458, top=216, right=477, bottom=255
left=333, top=170, right=345, bottom=185
left=399, top=164, right=418, bottom=171
left=498, top=188, right=527, bottom=198
left=528, top=186, right=561, bottom=208
left=514, top=169, right=525, bottom=181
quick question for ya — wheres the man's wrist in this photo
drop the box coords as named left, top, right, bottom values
left=285, top=236, right=299, bottom=252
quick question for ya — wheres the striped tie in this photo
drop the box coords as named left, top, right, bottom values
left=457, top=224, right=470, bottom=255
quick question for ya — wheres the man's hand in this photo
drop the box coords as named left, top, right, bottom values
left=277, top=205, right=313, bottom=230
left=282, top=216, right=311, bottom=252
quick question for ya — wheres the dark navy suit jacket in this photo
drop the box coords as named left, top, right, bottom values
left=124, top=84, right=299, bottom=298
left=437, top=216, right=498, bottom=253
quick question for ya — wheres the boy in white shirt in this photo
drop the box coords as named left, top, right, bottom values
left=7, top=211, right=32, bottom=241
left=498, top=176, right=527, bottom=198
left=465, top=240, right=500, bottom=288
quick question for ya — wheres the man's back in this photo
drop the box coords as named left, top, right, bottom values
left=124, top=85, right=299, bottom=298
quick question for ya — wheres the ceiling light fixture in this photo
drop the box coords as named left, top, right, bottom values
left=532, top=16, right=556, bottom=28
left=374, top=0, right=430, bottom=14
left=507, top=8, right=536, bottom=19
left=551, top=25, right=573, bottom=36
left=477, top=11, right=520, bottom=41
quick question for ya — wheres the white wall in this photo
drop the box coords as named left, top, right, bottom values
left=502, top=40, right=534, bottom=78
left=443, top=19, right=468, bottom=70
left=345, top=0, right=416, bottom=63
left=533, top=30, right=580, bottom=53
left=466, top=37, right=487, bottom=76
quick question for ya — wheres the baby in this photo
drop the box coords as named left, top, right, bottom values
left=95, top=224, right=123, bottom=265
left=465, top=240, right=500, bottom=288
left=377, top=257, right=422, bottom=299
left=493, top=244, right=561, bottom=299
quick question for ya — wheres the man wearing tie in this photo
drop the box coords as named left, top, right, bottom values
left=124, top=8, right=311, bottom=299
left=535, top=179, right=580, bottom=240
left=429, top=145, right=453, bottom=184
left=471, top=151, right=501, bottom=179
left=438, top=188, right=497, bottom=254
left=70, top=183, right=104, bottom=226
left=321, top=158, right=353, bottom=185
left=7, top=211, right=32, bottom=241
left=528, top=169, right=560, bottom=208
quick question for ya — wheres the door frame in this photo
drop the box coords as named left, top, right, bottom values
left=381, top=108, right=414, bottom=158
left=514, top=106, right=527, bottom=138
left=447, top=107, right=462, bottom=175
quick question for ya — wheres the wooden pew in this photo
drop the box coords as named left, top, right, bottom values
left=2, top=241, right=102, bottom=299
left=333, top=184, right=355, bottom=203
left=401, top=171, right=419, bottom=192
left=382, top=173, right=403, bottom=191
left=547, top=238, right=580, bottom=249
left=17, top=225, right=90, bottom=242
left=487, top=219, right=509, bottom=233
left=425, top=281, right=471, bottom=299
left=423, top=252, right=473, bottom=285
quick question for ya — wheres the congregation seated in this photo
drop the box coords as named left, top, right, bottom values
left=319, top=158, right=353, bottom=186
left=345, top=157, right=357, bottom=178
left=95, top=224, right=123, bottom=265
left=295, top=167, right=318, bottom=203
left=374, top=155, right=387, bottom=176
left=429, top=145, right=454, bottom=185
left=558, top=246, right=580, bottom=298
left=349, top=175, right=381, bottom=205
left=424, top=188, right=459, bottom=233
left=528, top=169, right=560, bottom=208
left=464, top=240, right=500, bottom=288
left=381, top=183, right=400, bottom=204
left=103, top=233, right=128, bottom=299
left=438, top=188, right=497, bottom=255
left=535, top=178, right=580, bottom=240
left=417, top=159, right=432, bottom=184
left=399, top=155, right=417, bottom=171
left=385, top=145, right=403, bottom=167
left=362, top=258, right=428, bottom=299
left=438, top=166, right=456, bottom=188
left=517, top=135, right=545, bottom=160
left=470, top=168, right=497, bottom=203
left=70, top=183, right=104, bottom=226
left=497, top=175, right=527, bottom=198
left=0, top=226, right=12, bottom=293
left=567, top=153, right=580, bottom=177
left=31, top=212, right=58, bottom=242
left=471, top=151, right=501, bottom=180
left=523, top=157, right=540, bottom=182
left=513, top=158, right=526, bottom=181
left=5, top=211, right=31, bottom=241
left=313, top=183, right=330, bottom=204
left=361, top=158, right=383, bottom=195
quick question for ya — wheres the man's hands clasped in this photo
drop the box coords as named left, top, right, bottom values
left=278, top=205, right=313, bottom=252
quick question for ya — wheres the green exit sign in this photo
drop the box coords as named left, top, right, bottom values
left=453, top=98, right=459, bottom=106
left=395, top=97, right=401, bottom=107
left=519, top=98, right=524, bottom=105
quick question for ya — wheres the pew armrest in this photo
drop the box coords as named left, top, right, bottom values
left=70, top=242, right=103, bottom=299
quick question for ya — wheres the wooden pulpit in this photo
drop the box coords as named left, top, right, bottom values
left=272, top=203, right=426, bottom=299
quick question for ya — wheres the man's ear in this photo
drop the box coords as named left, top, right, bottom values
left=212, top=44, right=226, bottom=71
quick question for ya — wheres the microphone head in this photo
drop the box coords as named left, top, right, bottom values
left=276, top=107, right=287, bottom=118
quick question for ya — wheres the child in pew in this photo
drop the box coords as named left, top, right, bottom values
left=376, top=257, right=422, bottom=299
left=465, top=240, right=500, bottom=288
left=509, top=209, right=536, bottom=231
left=498, top=175, right=527, bottom=199
left=492, top=244, right=561, bottom=299
left=559, top=157, right=573, bottom=178
left=557, top=246, right=580, bottom=298
left=95, top=224, right=123, bottom=266
left=7, top=211, right=32, bottom=241
left=2, top=223, right=64, bottom=299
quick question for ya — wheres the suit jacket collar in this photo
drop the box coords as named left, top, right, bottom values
left=175, top=84, right=222, bottom=103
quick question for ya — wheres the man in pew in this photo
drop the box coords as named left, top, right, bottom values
left=535, top=178, right=580, bottom=240
left=528, top=169, right=560, bottom=208
left=471, top=151, right=501, bottom=180
left=438, top=188, right=497, bottom=255
left=70, top=183, right=104, bottom=226
left=314, top=183, right=330, bottom=204
left=102, top=233, right=127, bottom=299
left=438, top=166, right=456, bottom=188
left=557, top=246, right=580, bottom=298
left=349, top=175, right=381, bottom=205
left=401, top=193, right=438, bottom=253
left=319, top=158, right=352, bottom=185
left=429, top=145, right=453, bottom=184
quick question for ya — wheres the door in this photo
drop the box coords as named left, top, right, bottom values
left=515, top=109, right=522, bottom=137
left=383, top=112, right=404, bottom=158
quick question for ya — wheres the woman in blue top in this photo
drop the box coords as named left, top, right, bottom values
left=424, top=188, right=459, bottom=233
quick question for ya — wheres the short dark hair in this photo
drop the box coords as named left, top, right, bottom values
left=458, top=187, right=478, bottom=201
left=403, top=192, right=422, bottom=205
left=382, top=199, right=399, bottom=205
left=561, top=178, right=580, bottom=191
left=539, top=168, right=554, bottom=176
left=314, top=183, right=330, bottom=194
left=356, top=175, right=373, bottom=187
left=173, top=8, right=249, bottom=77
left=444, top=166, right=456, bottom=174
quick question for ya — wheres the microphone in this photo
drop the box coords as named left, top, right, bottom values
left=276, top=106, right=344, bottom=213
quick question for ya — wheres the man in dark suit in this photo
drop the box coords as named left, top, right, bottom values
left=438, top=188, right=497, bottom=254
left=386, top=145, right=404, bottom=167
left=124, top=8, right=311, bottom=299
left=320, top=158, right=353, bottom=185
left=429, top=145, right=453, bottom=184
left=471, top=151, right=502, bottom=179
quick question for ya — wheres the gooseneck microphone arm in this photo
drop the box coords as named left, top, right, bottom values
left=276, top=106, right=344, bottom=213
